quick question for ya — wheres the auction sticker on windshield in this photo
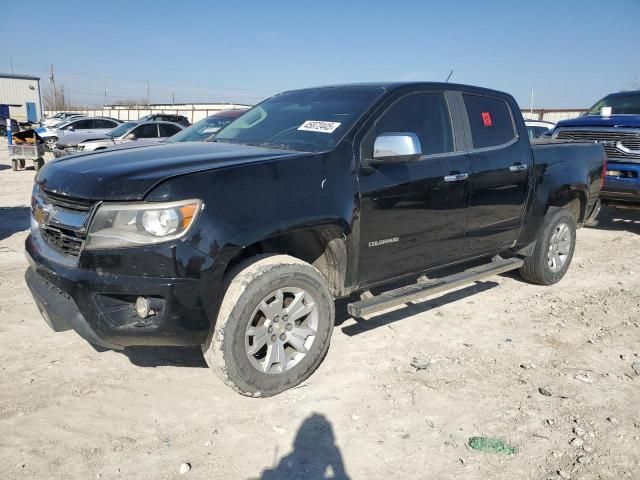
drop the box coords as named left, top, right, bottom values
left=297, top=120, right=341, bottom=133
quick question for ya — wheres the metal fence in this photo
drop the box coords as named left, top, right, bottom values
left=521, top=109, right=587, bottom=122
left=43, top=106, right=247, bottom=124
left=44, top=107, right=589, bottom=124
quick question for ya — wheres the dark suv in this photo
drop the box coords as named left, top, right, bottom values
left=139, top=113, right=190, bottom=127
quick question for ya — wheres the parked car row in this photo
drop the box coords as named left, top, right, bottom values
left=50, top=109, right=246, bottom=157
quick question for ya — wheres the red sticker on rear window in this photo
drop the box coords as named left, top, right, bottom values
left=482, top=111, right=493, bottom=127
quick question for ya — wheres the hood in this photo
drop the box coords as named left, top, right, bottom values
left=37, top=142, right=303, bottom=201
left=555, top=114, right=640, bottom=129
left=57, top=132, right=109, bottom=147
left=95, top=138, right=164, bottom=150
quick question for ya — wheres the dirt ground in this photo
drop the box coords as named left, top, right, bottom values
left=1, top=140, right=639, bottom=480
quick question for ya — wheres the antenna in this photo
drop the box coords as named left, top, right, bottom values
left=445, top=69, right=454, bottom=83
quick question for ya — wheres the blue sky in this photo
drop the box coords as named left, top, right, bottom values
left=2, top=0, right=639, bottom=108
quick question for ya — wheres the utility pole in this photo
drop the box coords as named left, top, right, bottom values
left=530, top=89, right=534, bottom=116
left=49, top=64, right=57, bottom=111
left=66, top=87, right=70, bottom=108
left=104, top=82, right=108, bottom=107
left=145, top=80, right=150, bottom=105
left=171, top=92, right=175, bottom=106
left=9, top=56, right=13, bottom=74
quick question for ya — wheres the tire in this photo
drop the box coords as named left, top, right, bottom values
left=34, top=157, right=44, bottom=171
left=44, top=137, right=57, bottom=152
left=519, top=208, right=577, bottom=285
left=202, top=255, right=335, bottom=397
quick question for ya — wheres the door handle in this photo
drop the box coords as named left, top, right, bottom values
left=509, top=163, right=528, bottom=172
left=443, top=173, right=469, bottom=182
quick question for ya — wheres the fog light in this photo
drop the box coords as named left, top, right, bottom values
left=135, top=296, right=152, bottom=318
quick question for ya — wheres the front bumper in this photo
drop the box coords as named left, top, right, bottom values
left=601, top=163, right=640, bottom=206
left=25, top=229, right=223, bottom=350
left=52, top=147, right=78, bottom=158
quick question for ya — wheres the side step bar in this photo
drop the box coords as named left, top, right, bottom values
left=347, top=257, right=524, bottom=318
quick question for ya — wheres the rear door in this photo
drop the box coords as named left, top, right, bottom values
left=159, top=123, right=182, bottom=139
left=460, top=93, right=531, bottom=257
left=131, top=123, right=159, bottom=140
left=357, top=91, right=471, bottom=284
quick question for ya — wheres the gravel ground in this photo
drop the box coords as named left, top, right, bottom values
left=1, top=139, right=639, bottom=480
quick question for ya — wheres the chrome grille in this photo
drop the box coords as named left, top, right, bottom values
left=34, top=190, right=95, bottom=258
left=554, top=129, right=640, bottom=163
left=41, top=227, right=84, bottom=257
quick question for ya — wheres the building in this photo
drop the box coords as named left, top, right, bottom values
left=0, top=73, right=43, bottom=122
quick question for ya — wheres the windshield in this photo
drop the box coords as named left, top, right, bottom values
left=213, top=87, right=385, bottom=152
left=107, top=122, right=137, bottom=137
left=165, top=116, right=235, bottom=143
left=586, top=92, right=640, bottom=115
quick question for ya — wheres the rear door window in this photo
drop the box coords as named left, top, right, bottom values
left=159, top=124, right=181, bottom=137
left=463, top=94, right=516, bottom=149
left=373, top=93, right=454, bottom=157
left=71, top=119, right=93, bottom=130
left=133, top=124, right=159, bottom=138
left=94, top=119, right=117, bottom=129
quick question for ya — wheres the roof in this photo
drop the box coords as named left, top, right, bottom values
left=280, top=81, right=510, bottom=98
left=606, top=90, right=640, bottom=97
left=0, top=73, right=40, bottom=81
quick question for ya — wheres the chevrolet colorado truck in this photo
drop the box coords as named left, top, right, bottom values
left=552, top=90, right=640, bottom=208
left=26, top=83, right=605, bottom=397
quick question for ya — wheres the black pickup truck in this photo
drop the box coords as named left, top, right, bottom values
left=26, top=83, right=605, bottom=396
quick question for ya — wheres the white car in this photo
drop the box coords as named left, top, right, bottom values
left=524, top=120, right=555, bottom=140
left=35, top=117, right=121, bottom=151
left=40, top=112, right=85, bottom=128
left=77, top=121, right=183, bottom=153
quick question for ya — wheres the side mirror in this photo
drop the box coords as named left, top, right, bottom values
left=68, top=125, right=75, bottom=131
left=124, top=133, right=136, bottom=140
left=370, top=133, right=422, bottom=164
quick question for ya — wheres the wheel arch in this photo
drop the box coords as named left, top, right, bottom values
left=546, top=186, right=588, bottom=226
left=222, top=225, right=349, bottom=298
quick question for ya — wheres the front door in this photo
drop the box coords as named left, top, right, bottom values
left=357, top=92, right=471, bottom=285
left=460, top=93, right=530, bottom=256
left=26, top=102, right=37, bottom=122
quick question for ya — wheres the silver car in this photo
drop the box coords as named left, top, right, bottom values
left=77, top=121, right=183, bottom=153
left=36, top=117, right=121, bottom=151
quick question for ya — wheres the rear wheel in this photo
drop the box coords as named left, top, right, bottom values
left=202, top=255, right=335, bottom=397
left=519, top=208, right=576, bottom=285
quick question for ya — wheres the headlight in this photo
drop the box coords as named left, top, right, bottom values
left=85, top=199, right=202, bottom=250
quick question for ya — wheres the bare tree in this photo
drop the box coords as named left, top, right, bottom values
left=43, top=84, right=67, bottom=110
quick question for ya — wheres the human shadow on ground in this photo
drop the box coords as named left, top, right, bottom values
left=258, top=413, right=349, bottom=480
left=0, top=206, right=30, bottom=241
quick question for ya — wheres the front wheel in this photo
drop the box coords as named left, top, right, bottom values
left=44, top=137, right=57, bottom=151
left=202, top=255, right=335, bottom=397
left=519, top=208, right=577, bottom=285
